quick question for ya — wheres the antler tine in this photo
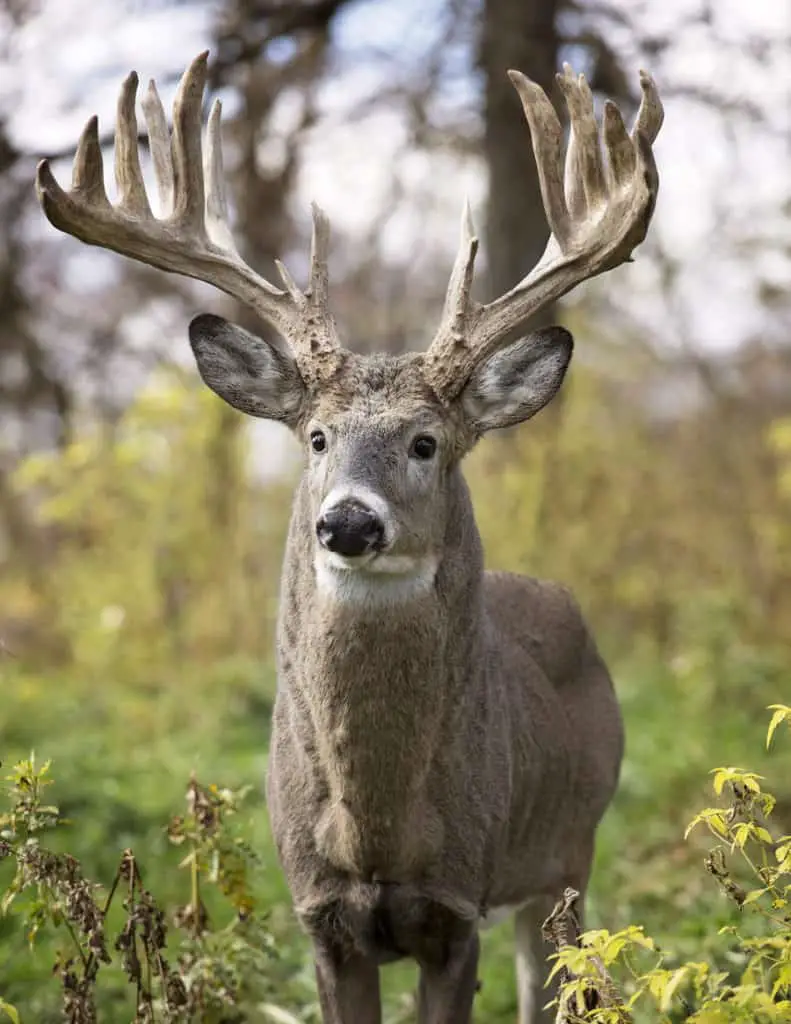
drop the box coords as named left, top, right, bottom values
left=602, top=101, right=635, bottom=189
left=142, top=78, right=174, bottom=216
left=423, top=66, right=663, bottom=403
left=204, top=98, right=235, bottom=252
left=418, top=200, right=479, bottom=394
left=557, top=65, right=605, bottom=222
left=71, top=116, right=108, bottom=206
left=171, top=51, right=207, bottom=231
left=445, top=199, right=479, bottom=333
left=115, top=72, right=150, bottom=216
left=633, top=71, right=664, bottom=145
left=508, top=70, right=569, bottom=247
left=308, top=202, right=331, bottom=307
left=35, top=52, right=343, bottom=385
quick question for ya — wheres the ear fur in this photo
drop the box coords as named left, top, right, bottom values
left=460, top=326, right=573, bottom=433
left=188, top=313, right=305, bottom=426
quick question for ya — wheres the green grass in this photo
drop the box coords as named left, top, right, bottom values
left=1, top=644, right=789, bottom=1022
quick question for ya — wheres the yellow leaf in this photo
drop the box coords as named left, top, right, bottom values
left=659, top=966, right=691, bottom=1011
left=767, top=705, right=791, bottom=749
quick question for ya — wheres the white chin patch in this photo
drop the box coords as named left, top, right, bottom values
left=321, top=550, right=376, bottom=572
left=315, top=549, right=438, bottom=603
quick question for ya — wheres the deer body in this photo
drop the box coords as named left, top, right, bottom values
left=269, top=464, right=624, bottom=924
left=37, top=52, right=662, bottom=1022
left=259, top=355, right=623, bottom=1020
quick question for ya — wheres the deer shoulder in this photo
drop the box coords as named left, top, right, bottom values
left=484, top=571, right=597, bottom=689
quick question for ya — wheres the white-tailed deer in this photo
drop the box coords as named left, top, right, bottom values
left=36, top=52, right=662, bottom=1023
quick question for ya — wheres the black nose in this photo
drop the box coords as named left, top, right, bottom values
left=316, top=500, right=385, bottom=557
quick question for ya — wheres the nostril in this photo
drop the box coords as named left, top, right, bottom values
left=315, top=514, right=334, bottom=547
left=364, top=515, right=385, bottom=547
left=316, top=500, right=386, bottom=557
left=351, top=506, right=385, bottom=545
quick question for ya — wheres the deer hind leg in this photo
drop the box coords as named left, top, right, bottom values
left=417, top=931, right=480, bottom=1024
left=515, top=892, right=585, bottom=1024
left=313, top=944, right=382, bottom=1024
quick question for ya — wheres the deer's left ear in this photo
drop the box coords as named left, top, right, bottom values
left=460, top=326, right=573, bottom=433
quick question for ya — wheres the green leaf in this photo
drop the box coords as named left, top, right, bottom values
left=1, top=887, right=18, bottom=915
left=646, top=967, right=672, bottom=1003
left=0, top=999, right=20, bottom=1024
left=729, top=822, right=775, bottom=850
left=772, top=965, right=791, bottom=1001
left=685, top=808, right=728, bottom=839
left=178, top=850, right=197, bottom=871
left=710, top=767, right=764, bottom=796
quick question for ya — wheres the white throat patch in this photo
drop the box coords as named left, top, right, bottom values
left=314, top=549, right=439, bottom=605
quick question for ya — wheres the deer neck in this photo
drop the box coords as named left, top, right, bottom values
left=276, top=469, right=484, bottom=878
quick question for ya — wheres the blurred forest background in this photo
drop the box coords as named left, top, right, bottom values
left=1, top=0, right=790, bottom=1020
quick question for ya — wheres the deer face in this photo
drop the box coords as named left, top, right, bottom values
left=305, top=356, right=457, bottom=586
left=188, top=313, right=573, bottom=597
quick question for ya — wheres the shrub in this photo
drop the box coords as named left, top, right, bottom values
left=549, top=705, right=791, bottom=1023
left=0, top=756, right=291, bottom=1023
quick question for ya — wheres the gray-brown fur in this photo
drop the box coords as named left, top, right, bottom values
left=195, top=337, right=623, bottom=1024
left=35, top=52, right=663, bottom=1024
left=185, top=320, right=623, bottom=1021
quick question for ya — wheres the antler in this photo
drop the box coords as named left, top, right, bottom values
left=423, top=64, right=664, bottom=402
left=35, top=51, right=343, bottom=385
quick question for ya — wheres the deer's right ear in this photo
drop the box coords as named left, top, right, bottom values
left=188, top=313, right=305, bottom=426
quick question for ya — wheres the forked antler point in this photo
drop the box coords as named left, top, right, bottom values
left=33, top=49, right=343, bottom=383
left=422, top=64, right=663, bottom=402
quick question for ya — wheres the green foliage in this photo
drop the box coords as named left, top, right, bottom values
left=549, top=708, right=791, bottom=1023
left=0, top=756, right=293, bottom=1023
left=466, top=368, right=791, bottom=661
left=4, top=369, right=292, bottom=673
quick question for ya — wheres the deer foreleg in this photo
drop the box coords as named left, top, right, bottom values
left=417, top=931, right=480, bottom=1024
left=314, top=945, right=381, bottom=1024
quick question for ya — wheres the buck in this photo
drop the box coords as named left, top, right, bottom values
left=36, top=52, right=662, bottom=1023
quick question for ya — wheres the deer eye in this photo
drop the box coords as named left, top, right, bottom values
left=410, top=435, right=437, bottom=460
left=310, top=429, right=327, bottom=454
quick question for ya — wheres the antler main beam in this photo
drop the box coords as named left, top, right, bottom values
left=423, top=64, right=664, bottom=402
left=35, top=51, right=343, bottom=384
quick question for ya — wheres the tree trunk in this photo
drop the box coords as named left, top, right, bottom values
left=479, top=0, right=565, bottom=558
left=479, top=0, right=561, bottom=317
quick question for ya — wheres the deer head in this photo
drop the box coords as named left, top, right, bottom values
left=36, top=53, right=662, bottom=600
